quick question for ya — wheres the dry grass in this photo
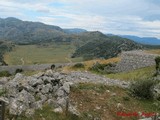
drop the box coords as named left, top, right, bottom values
left=145, top=49, right=160, bottom=55
left=62, top=57, right=120, bottom=73
left=84, top=57, right=120, bottom=69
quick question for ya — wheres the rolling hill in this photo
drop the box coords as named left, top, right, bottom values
left=1, top=17, right=160, bottom=65
left=72, top=33, right=144, bottom=60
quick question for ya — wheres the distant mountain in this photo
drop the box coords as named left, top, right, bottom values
left=119, top=35, right=160, bottom=45
left=0, top=17, right=66, bottom=44
left=63, top=28, right=87, bottom=34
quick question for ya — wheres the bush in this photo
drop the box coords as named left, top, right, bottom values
left=130, top=79, right=156, bottom=99
left=51, top=64, right=56, bottom=70
left=73, top=63, right=85, bottom=68
left=15, top=69, right=23, bottom=74
left=155, top=56, right=160, bottom=75
left=90, top=62, right=114, bottom=73
left=0, top=71, right=11, bottom=77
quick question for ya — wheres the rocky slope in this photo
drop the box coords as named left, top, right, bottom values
left=0, top=69, right=129, bottom=118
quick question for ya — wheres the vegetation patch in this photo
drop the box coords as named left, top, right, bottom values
left=6, top=104, right=83, bottom=120
left=4, top=44, right=83, bottom=65
left=15, top=68, right=23, bottom=74
left=70, top=83, right=160, bottom=120
left=72, top=63, right=85, bottom=69
left=0, top=71, right=11, bottom=77
left=130, top=79, right=156, bottom=99
left=107, top=66, right=155, bottom=81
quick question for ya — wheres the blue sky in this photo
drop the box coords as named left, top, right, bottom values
left=1, top=0, right=160, bottom=38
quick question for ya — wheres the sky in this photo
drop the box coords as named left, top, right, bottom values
left=1, top=0, right=160, bottom=38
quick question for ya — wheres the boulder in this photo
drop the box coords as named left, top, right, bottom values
left=57, top=97, right=69, bottom=109
left=45, top=69, right=54, bottom=76
left=5, top=81, right=19, bottom=97
left=9, top=90, right=35, bottom=115
left=41, top=84, right=51, bottom=94
left=56, top=89, right=65, bottom=97
left=152, top=83, right=160, bottom=100
left=0, top=77, right=9, bottom=84
left=13, top=73, right=24, bottom=82
left=28, top=77, right=43, bottom=87
left=61, top=82, right=72, bottom=94
left=53, top=107, right=63, bottom=113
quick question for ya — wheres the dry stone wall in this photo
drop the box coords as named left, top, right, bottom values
left=115, top=50, right=159, bottom=72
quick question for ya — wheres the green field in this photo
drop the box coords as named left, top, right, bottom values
left=107, top=66, right=155, bottom=81
left=4, top=44, right=83, bottom=65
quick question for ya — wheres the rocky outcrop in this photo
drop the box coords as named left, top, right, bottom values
left=1, top=70, right=79, bottom=117
left=0, top=69, right=130, bottom=117
left=152, top=82, right=160, bottom=100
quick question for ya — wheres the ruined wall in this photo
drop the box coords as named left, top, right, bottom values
left=115, top=50, right=159, bottom=72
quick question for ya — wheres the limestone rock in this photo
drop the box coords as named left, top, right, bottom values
left=152, top=83, right=160, bottom=100
left=9, top=90, right=35, bottom=115
left=53, top=107, right=63, bottom=113
left=0, top=77, right=9, bottom=84
left=28, top=77, right=43, bottom=87
left=61, top=82, right=72, bottom=94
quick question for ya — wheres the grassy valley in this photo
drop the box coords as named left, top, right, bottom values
left=4, top=43, right=83, bottom=65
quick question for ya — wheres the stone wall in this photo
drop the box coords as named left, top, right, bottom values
left=115, top=50, right=159, bottom=72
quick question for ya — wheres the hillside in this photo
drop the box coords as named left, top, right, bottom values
left=0, top=41, right=13, bottom=65
left=72, top=33, right=143, bottom=60
left=0, top=17, right=65, bottom=44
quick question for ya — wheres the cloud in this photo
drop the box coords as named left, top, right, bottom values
left=1, top=0, right=160, bottom=38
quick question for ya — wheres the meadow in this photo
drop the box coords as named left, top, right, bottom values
left=4, top=43, right=83, bottom=65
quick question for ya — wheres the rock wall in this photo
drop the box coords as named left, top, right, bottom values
left=115, top=50, right=159, bottom=72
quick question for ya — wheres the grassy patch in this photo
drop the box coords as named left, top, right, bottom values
left=6, top=104, right=83, bottom=120
left=70, top=83, right=160, bottom=120
left=4, top=44, right=83, bottom=65
left=0, top=89, right=7, bottom=97
left=145, top=49, right=160, bottom=54
left=0, top=71, right=11, bottom=77
left=22, top=70, right=42, bottom=76
left=107, top=66, right=155, bottom=81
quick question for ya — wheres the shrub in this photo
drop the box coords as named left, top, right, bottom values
left=0, top=71, right=11, bottom=77
left=51, top=64, right=56, bottom=70
left=89, top=62, right=106, bottom=72
left=90, top=62, right=114, bottom=73
left=155, top=56, right=160, bottom=75
left=130, top=79, right=156, bottom=99
left=15, top=68, right=23, bottom=74
left=73, top=63, right=85, bottom=68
